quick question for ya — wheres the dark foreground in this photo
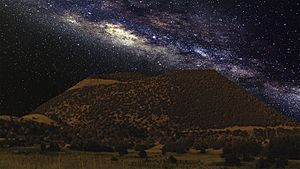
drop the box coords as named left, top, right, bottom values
left=0, top=147, right=299, bottom=169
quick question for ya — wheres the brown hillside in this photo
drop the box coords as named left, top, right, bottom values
left=31, top=70, right=295, bottom=143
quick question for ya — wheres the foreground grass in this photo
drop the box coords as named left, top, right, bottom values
left=0, top=147, right=299, bottom=169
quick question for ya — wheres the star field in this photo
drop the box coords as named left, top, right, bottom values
left=0, top=0, right=299, bottom=121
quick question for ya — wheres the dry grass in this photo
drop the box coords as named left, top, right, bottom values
left=69, top=79, right=121, bottom=91
left=0, top=114, right=56, bottom=126
left=21, top=114, right=57, bottom=125
left=0, top=115, right=19, bottom=121
left=0, top=147, right=299, bottom=169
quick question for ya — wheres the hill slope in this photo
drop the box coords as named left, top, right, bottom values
left=30, top=70, right=295, bottom=144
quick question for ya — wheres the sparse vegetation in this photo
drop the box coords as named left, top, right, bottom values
left=194, top=142, right=208, bottom=153
left=28, top=70, right=296, bottom=148
left=0, top=147, right=299, bottom=169
left=255, top=135, right=300, bottom=168
left=162, top=138, right=193, bottom=154
left=222, top=139, right=261, bottom=163
left=256, top=157, right=272, bottom=169
left=167, top=155, right=178, bottom=164
left=0, top=71, right=299, bottom=169
left=138, top=149, right=148, bottom=159
left=224, top=153, right=241, bottom=166
left=266, top=135, right=300, bottom=160
left=116, top=145, right=129, bottom=156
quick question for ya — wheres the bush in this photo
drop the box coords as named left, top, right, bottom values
left=242, top=154, right=255, bottom=161
left=223, top=139, right=261, bottom=162
left=50, top=142, right=60, bottom=152
left=224, top=153, right=241, bottom=166
left=256, top=157, right=288, bottom=168
left=82, top=140, right=102, bottom=152
left=134, top=145, right=147, bottom=151
left=77, top=139, right=113, bottom=152
left=110, top=156, right=118, bottom=161
left=40, top=141, right=60, bottom=152
left=167, top=155, right=177, bottom=164
left=138, top=150, right=147, bottom=158
left=194, top=143, right=207, bottom=153
left=256, top=157, right=272, bottom=169
left=161, top=145, right=167, bottom=155
left=275, top=158, right=288, bottom=168
left=116, top=145, right=128, bottom=156
left=134, top=143, right=155, bottom=151
left=162, top=138, right=193, bottom=154
left=267, top=135, right=300, bottom=160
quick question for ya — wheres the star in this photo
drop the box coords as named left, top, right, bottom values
left=0, top=0, right=299, bottom=121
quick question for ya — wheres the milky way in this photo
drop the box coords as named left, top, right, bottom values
left=0, top=0, right=299, bottom=120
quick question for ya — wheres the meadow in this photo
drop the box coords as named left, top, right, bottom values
left=0, top=147, right=299, bottom=169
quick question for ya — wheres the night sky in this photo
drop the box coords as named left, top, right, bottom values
left=0, top=0, right=299, bottom=121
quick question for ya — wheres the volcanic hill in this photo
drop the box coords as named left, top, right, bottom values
left=29, top=70, right=297, bottom=144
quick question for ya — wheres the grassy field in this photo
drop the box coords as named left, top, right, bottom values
left=0, top=147, right=299, bottom=169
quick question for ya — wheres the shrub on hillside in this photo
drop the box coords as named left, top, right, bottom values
left=222, top=139, right=261, bottom=162
left=266, top=135, right=300, bottom=160
left=134, top=143, right=155, bottom=151
left=194, top=143, right=207, bottom=153
left=256, top=157, right=272, bottom=169
left=167, top=155, right=177, bottom=164
left=116, top=145, right=128, bottom=156
left=224, top=153, right=241, bottom=166
left=110, top=156, right=119, bottom=161
left=40, top=141, right=60, bottom=152
left=275, top=158, right=288, bottom=168
left=255, top=136, right=299, bottom=168
left=70, top=137, right=113, bottom=152
left=138, top=150, right=148, bottom=159
left=162, top=138, right=193, bottom=154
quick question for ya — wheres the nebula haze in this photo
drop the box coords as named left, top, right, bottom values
left=0, top=0, right=299, bottom=120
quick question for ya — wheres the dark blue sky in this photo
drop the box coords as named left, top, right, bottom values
left=0, top=0, right=299, bottom=121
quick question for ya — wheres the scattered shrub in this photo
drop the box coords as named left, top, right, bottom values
left=110, top=156, right=118, bottom=161
left=167, top=155, right=177, bottom=164
left=267, top=135, right=300, bottom=160
left=194, top=143, right=207, bottom=153
left=40, top=141, right=60, bottom=152
left=162, top=138, right=193, bottom=154
left=116, top=145, right=128, bottom=156
left=256, top=157, right=272, bottom=169
left=224, top=153, right=241, bottom=166
left=275, top=158, right=288, bottom=168
left=138, top=150, right=147, bottom=159
left=223, top=139, right=261, bottom=162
